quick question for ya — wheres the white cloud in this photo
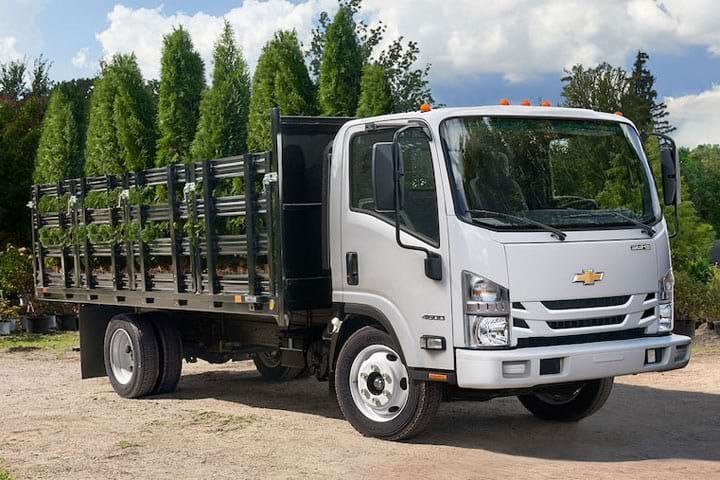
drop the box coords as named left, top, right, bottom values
left=665, top=85, right=720, bottom=148
left=96, top=1, right=336, bottom=79
left=71, top=47, right=90, bottom=68
left=95, top=1, right=720, bottom=85
left=0, top=36, right=21, bottom=63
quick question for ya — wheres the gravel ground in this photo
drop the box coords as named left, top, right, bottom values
left=0, top=348, right=718, bottom=480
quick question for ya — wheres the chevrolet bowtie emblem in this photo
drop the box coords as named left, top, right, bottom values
left=573, top=269, right=604, bottom=286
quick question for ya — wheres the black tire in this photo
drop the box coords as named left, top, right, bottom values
left=335, top=326, right=442, bottom=440
left=103, top=314, right=160, bottom=399
left=150, top=315, right=183, bottom=395
left=253, top=350, right=305, bottom=381
left=518, top=377, right=614, bottom=422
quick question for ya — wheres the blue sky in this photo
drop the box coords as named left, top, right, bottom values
left=1, top=0, right=719, bottom=146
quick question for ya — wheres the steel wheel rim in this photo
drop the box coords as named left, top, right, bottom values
left=349, top=344, right=410, bottom=423
left=110, top=328, right=135, bottom=385
left=257, top=350, right=282, bottom=368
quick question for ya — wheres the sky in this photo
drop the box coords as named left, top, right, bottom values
left=0, top=0, right=719, bottom=148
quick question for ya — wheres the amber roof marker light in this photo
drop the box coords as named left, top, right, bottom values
left=499, top=98, right=510, bottom=106
left=541, top=100, right=552, bottom=107
left=420, top=102, right=432, bottom=113
left=520, top=99, right=531, bottom=106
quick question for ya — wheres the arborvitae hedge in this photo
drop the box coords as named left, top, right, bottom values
left=247, top=31, right=316, bottom=152
left=191, top=21, right=251, bottom=161
left=156, top=26, right=205, bottom=166
left=34, top=89, right=83, bottom=183
left=356, top=63, right=393, bottom=118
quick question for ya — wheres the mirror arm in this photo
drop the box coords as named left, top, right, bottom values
left=391, top=125, right=442, bottom=281
left=649, top=132, right=681, bottom=238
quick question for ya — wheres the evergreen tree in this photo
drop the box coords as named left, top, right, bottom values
left=85, top=54, right=155, bottom=176
left=356, top=63, right=393, bottom=117
left=34, top=89, right=83, bottom=183
left=156, top=26, right=205, bottom=166
left=247, top=31, right=316, bottom=151
left=191, top=21, right=251, bottom=160
left=0, top=59, right=28, bottom=101
left=625, top=51, right=674, bottom=134
left=318, top=6, right=364, bottom=116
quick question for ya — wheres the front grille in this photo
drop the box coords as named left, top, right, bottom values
left=546, top=315, right=625, bottom=330
left=516, top=328, right=646, bottom=348
left=541, top=296, right=631, bottom=310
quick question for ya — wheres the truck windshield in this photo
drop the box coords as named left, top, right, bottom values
left=440, top=117, right=660, bottom=232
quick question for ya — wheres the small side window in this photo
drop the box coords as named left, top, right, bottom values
left=349, top=128, right=440, bottom=246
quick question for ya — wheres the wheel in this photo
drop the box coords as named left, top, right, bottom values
left=518, top=377, right=614, bottom=422
left=253, top=350, right=305, bottom=381
left=150, top=315, right=183, bottom=395
left=103, top=314, right=160, bottom=399
left=335, top=326, right=442, bottom=440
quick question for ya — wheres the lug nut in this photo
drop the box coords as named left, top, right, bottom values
left=383, top=390, right=391, bottom=397
left=360, top=372, right=367, bottom=380
left=383, top=374, right=392, bottom=384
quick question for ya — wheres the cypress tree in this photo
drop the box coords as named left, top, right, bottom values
left=247, top=31, right=316, bottom=152
left=156, top=26, right=205, bottom=166
left=191, top=21, right=251, bottom=160
left=318, top=6, right=363, bottom=116
left=356, top=63, right=393, bottom=117
left=85, top=54, right=155, bottom=176
left=34, top=89, right=82, bottom=183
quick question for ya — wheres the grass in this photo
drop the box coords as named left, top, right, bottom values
left=189, top=410, right=260, bottom=431
left=116, top=440, right=143, bottom=450
left=0, top=466, right=13, bottom=480
left=0, top=331, right=79, bottom=354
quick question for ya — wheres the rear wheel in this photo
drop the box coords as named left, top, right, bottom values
left=104, top=314, right=160, bottom=399
left=335, top=326, right=442, bottom=440
left=253, top=350, right=305, bottom=381
left=151, top=315, right=183, bottom=395
left=518, top=377, right=614, bottom=422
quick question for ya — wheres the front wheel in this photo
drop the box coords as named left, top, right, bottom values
left=518, top=377, right=614, bottom=422
left=335, top=326, right=442, bottom=440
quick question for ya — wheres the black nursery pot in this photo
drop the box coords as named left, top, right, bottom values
left=26, top=316, right=51, bottom=334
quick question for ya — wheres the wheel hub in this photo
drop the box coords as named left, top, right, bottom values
left=349, top=345, right=410, bottom=422
left=109, top=328, right=135, bottom=385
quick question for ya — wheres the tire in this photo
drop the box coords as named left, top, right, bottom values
left=253, top=350, right=305, bottom=381
left=150, top=315, right=183, bottom=395
left=518, top=377, right=614, bottom=422
left=103, top=314, right=160, bottom=399
left=335, top=326, right=442, bottom=440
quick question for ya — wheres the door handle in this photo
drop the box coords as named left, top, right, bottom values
left=346, top=252, right=359, bottom=285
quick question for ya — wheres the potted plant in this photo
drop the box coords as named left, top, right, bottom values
left=0, top=298, right=20, bottom=335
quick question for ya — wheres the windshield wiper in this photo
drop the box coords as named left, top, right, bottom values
left=566, top=211, right=656, bottom=237
left=468, top=209, right=567, bottom=241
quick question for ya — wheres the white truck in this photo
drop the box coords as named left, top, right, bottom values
left=31, top=105, right=691, bottom=440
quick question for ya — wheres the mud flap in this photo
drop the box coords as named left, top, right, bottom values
left=79, top=305, right=131, bottom=379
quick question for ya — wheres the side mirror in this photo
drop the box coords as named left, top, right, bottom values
left=660, top=143, right=678, bottom=206
left=372, top=142, right=397, bottom=212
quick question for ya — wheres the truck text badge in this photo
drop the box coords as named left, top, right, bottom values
left=573, top=269, right=604, bottom=286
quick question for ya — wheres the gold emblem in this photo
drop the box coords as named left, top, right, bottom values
left=573, top=269, right=604, bottom=286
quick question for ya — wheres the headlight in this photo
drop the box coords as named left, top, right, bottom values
left=469, top=316, right=509, bottom=347
left=658, top=269, right=674, bottom=333
left=463, top=272, right=511, bottom=348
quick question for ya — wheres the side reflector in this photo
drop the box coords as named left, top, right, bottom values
left=428, top=373, right=448, bottom=382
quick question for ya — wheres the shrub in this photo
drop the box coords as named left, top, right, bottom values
left=0, top=245, right=33, bottom=298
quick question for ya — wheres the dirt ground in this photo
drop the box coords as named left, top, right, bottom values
left=1, top=346, right=719, bottom=480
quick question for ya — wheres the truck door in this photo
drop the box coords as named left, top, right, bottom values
left=339, top=123, right=454, bottom=371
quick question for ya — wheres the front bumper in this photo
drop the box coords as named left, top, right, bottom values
left=455, top=334, right=691, bottom=389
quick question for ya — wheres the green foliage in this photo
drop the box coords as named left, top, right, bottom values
left=84, top=189, right=121, bottom=209
left=85, top=54, right=155, bottom=176
left=191, top=21, right=251, bottom=161
left=308, top=0, right=433, bottom=113
left=318, top=6, right=364, bottom=116
left=0, top=84, right=49, bottom=244
left=247, top=31, right=316, bottom=151
left=356, top=63, right=393, bottom=117
left=0, top=245, right=33, bottom=298
left=680, top=145, right=720, bottom=234
left=34, top=89, right=83, bottom=183
left=38, top=226, right=72, bottom=247
left=0, top=298, right=20, bottom=318
left=37, top=193, right=69, bottom=214
left=156, top=26, right=205, bottom=166
left=1, top=59, right=28, bottom=100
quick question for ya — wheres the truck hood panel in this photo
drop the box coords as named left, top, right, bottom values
left=504, top=240, right=659, bottom=301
